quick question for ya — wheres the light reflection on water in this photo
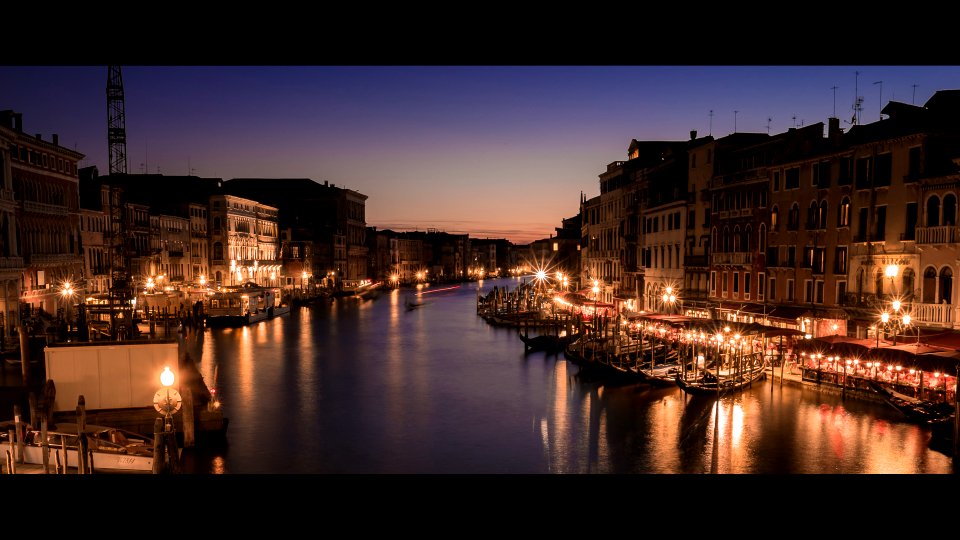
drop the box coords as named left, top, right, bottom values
left=181, top=277, right=953, bottom=474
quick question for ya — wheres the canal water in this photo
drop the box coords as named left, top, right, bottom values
left=179, top=278, right=954, bottom=474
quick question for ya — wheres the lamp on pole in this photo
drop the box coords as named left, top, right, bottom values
left=592, top=279, right=600, bottom=333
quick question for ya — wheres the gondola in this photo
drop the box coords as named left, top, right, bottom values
left=676, top=364, right=767, bottom=397
left=866, top=380, right=955, bottom=424
left=518, top=332, right=576, bottom=353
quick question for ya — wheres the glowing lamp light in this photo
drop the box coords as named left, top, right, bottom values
left=881, top=312, right=890, bottom=324
left=804, top=333, right=812, bottom=339
left=885, top=264, right=898, bottom=278
left=160, top=366, right=175, bottom=387
left=892, top=299, right=901, bottom=312
left=199, top=275, right=207, bottom=286
left=902, top=314, right=911, bottom=325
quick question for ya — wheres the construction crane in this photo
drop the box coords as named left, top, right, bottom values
left=105, top=66, right=135, bottom=338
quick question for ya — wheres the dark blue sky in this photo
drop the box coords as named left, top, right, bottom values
left=4, top=65, right=960, bottom=243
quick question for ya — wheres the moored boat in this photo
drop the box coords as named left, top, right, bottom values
left=676, top=364, right=767, bottom=397
left=205, top=282, right=291, bottom=327
left=0, top=422, right=158, bottom=473
left=866, top=380, right=955, bottom=424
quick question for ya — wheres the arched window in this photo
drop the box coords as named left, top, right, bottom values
left=902, top=268, right=915, bottom=301
left=875, top=268, right=884, bottom=296
left=944, top=194, right=957, bottom=226
left=838, top=197, right=851, bottom=227
left=788, top=203, right=800, bottom=230
left=807, top=201, right=818, bottom=229
left=923, top=266, right=937, bottom=304
left=733, top=225, right=741, bottom=252
left=712, top=227, right=718, bottom=252
left=770, top=205, right=779, bottom=230
left=744, top=225, right=752, bottom=252
left=940, top=266, right=953, bottom=304
left=759, top=224, right=767, bottom=252
left=723, top=226, right=731, bottom=253
left=818, top=200, right=828, bottom=229
left=927, top=195, right=941, bottom=227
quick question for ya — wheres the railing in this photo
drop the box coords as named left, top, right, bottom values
left=912, top=302, right=956, bottom=326
left=23, top=201, right=67, bottom=216
left=710, top=252, right=752, bottom=265
left=684, top=255, right=708, bottom=267
left=915, top=226, right=960, bottom=245
left=28, top=253, right=81, bottom=265
left=0, top=256, right=23, bottom=269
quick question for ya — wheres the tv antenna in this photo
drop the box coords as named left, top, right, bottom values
left=912, top=84, right=919, bottom=105
left=831, top=85, right=838, bottom=117
left=733, top=110, right=739, bottom=133
left=873, top=81, right=883, bottom=120
left=708, top=109, right=714, bottom=136
left=766, top=117, right=772, bottom=134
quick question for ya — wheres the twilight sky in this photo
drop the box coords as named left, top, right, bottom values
left=3, top=65, right=960, bottom=243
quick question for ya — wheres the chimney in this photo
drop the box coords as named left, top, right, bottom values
left=52, top=134, right=58, bottom=146
left=828, top=117, right=842, bottom=145
left=690, top=130, right=697, bottom=140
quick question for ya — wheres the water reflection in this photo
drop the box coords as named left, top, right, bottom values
left=183, top=277, right=953, bottom=474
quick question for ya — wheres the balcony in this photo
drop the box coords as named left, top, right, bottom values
left=28, top=254, right=81, bottom=266
left=23, top=201, right=67, bottom=216
left=0, top=256, right=23, bottom=269
left=916, top=226, right=960, bottom=245
left=684, top=255, right=708, bottom=267
left=912, top=302, right=956, bottom=326
left=711, top=252, right=752, bottom=266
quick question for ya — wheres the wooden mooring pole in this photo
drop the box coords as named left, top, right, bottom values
left=152, top=417, right=163, bottom=474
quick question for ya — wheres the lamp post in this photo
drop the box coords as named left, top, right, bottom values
left=592, top=280, right=600, bottom=334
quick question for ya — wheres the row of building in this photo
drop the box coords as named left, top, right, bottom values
left=577, top=89, right=960, bottom=342
left=1, top=107, right=582, bottom=346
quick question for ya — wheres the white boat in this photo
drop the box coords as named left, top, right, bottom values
left=205, top=282, right=291, bottom=327
left=0, top=422, right=157, bottom=473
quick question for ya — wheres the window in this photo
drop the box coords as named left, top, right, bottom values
left=908, top=146, right=922, bottom=180
left=773, top=171, right=780, bottom=191
left=856, top=207, right=868, bottom=241
left=757, top=272, right=765, bottom=301
left=874, top=153, right=892, bottom=187
left=837, top=281, right=847, bottom=304
left=803, top=246, right=814, bottom=268
left=944, top=194, right=957, bottom=226
left=722, top=271, right=728, bottom=296
left=787, top=246, right=796, bottom=267
left=875, top=205, right=887, bottom=240
left=785, top=167, right=800, bottom=189
left=710, top=271, right=716, bottom=295
left=815, top=280, right=825, bottom=304
left=745, top=272, right=751, bottom=299
left=704, top=208, right=710, bottom=227
left=788, top=203, right=800, bottom=230
left=838, top=156, right=852, bottom=185
left=855, top=156, right=872, bottom=189
left=804, top=280, right=814, bottom=303
left=786, top=279, right=795, bottom=301
left=688, top=210, right=695, bottom=228
left=904, top=202, right=918, bottom=240
left=813, top=248, right=825, bottom=274
left=766, top=246, right=779, bottom=266
left=807, top=201, right=818, bottom=230
left=835, top=246, right=847, bottom=274
left=838, top=197, right=851, bottom=227
left=769, top=277, right=777, bottom=301
left=818, top=201, right=828, bottom=229
left=812, top=161, right=831, bottom=188
left=733, top=273, right=739, bottom=295
left=771, top=206, right=779, bottom=230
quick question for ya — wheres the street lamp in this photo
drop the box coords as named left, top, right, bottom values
left=592, top=280, right=600, bottom=327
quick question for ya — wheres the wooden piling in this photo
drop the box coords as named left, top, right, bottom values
left=6, top=429, right=14, bottom=473
left=60, top=435, right=67, bottom=472
left=13, top=405, right=23, bottom=464
left=76, top=395, right=86, bottom=433
left=18, top=323, right=29, bottom=387
left=40, top=417, right=49, bottom=474
left=77, top=432, right=88, bottom=474
left=182, top=388, right=195, bottom=448
left=152, top=418, right=163, bottom=474
left=28, top=393, right=37, bottom=431
left=54, top=448, right=62, bottom=474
